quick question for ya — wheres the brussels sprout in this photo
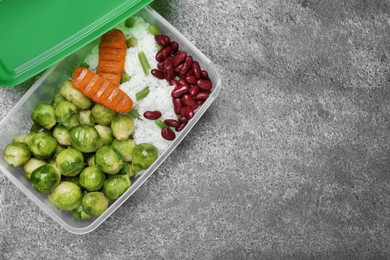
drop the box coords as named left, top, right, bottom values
left=55, top=147, right=84, bottom=176
left=95, top=125, right=114, bottom=146
left=23, top=158, right=46, bottom=180
left=79, top=110, right=95, bottom=126
left=95, top=146, right=123, bottom=174
left=52, top=125, right=71, bottom=146
left=112, top=139, right=135, bottom=162
left=131, top=163, right=143, bottom=173
left=111, top=115, right=134, bottom=141
left=91, top=104, right=116, bottom=126
left=69, top=125, right=101, bottom=153
left=13, top=134, right=32, bottom=145
left=3, top=142, right=31, bottom=167
left=71, top=205, right=93, bottom=220
left=62, top=175, right=82, bottom=189
left=79, top=166, right=106, bottom=191
left=55, top=101, right=79, bottom=129
left=82, top=192, right=109, bottom=216
left=119, top=162, right=135, bottom=179
left=28, top=132, right=57, bottom=159
left=51, top=93, right=66, bottom=109
left=86, top=154, right=96, bottom=167
left=31, top=164, right=61, bottom=193
left=59, top=80, right=92, bottom=110
left=103, top=174, right=131, bottom=200
left=31, top=103, right=57, bottom=130
left=48, top=181, right=82, bottom=211
left=132, top=143, right=158, bottom=170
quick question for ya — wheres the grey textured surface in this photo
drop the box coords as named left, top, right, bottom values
left=1, top=0, right=390, bottom=259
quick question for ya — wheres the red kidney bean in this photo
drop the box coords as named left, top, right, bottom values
left=193, top=91, right=209, bottom=100
left=144, top=111, right=162, bottom=120
left=173, top=51, right=187, bottom=67
left=197, top=100, right=205, bottom=105
left=164, top=68, right=175, bottom=81
left=169, top=79, right=179, bottom=88
left=162, top=57, right=174, bottom=69
left=169, top=41, right=179, bottom=53
left=179, top=78, right=190, bottom=88
left=186, top=70, right=194, bottom=77
left=171, top=85, right=189, bottom=98
left=192, top=61, right=202, bottom=79
left=164, top=119, right=180, bottom=128
left=156, top=46, right=172, bottom=62
left=162, top=59, right=175, bottom=81
left=178, top=115, right=188, bottom=123
left=179, top=56, right=193, bottom=75
left=157, top=62, right=164, bottom=71
left=172, top=98, right=182, bottom=114
left=182, top=94, right=198, bottom=110
left=155, top=35, right=170, bottom=47
left=181, top=107, right=195, bottom=119
left=189, top=85, right=200, bottom=96
left=162, top=127, right=176, bottom=140
left=197, top=79, right=212, bottom=91
left=201, top=70, right=209, bottom=80
left=175, top=121, right=187, bottom=132
left=185, top=75, right=197, bottom=85
left=175, top=63, right=184, bottom=74
left=151, top=69, right=165, bottom=79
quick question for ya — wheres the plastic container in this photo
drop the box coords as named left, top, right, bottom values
left=0, top=7, right=221, bottom=234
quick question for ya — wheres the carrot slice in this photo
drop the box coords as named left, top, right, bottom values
left=71, top=67, right=133, bottom=113
left=97, top=29, right=127, bottom=87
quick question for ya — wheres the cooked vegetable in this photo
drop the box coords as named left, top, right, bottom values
left=129, top=108, right=142, bottom=120
left=62, top=175, right=82, bottom=189
left=98, top=29, right=127, bottom=87
left=87, top=154, right=96, bottom=167
left=95, top=145, right=123, bottom=175
left=112, top=139, right=135, bottom=162
left=79, top=110, right=95, bottom=126
left=71, top=205, right=92, bottom=220
left=138, top=51, right=151, bottom=76
left=30, top=164, right=61, bottom=193
left=126, top=37, right=138, bottom=48
left=121, top=72, right=131, bottom=83
left=28, top=132, right=57, bottom=160
left=69, top=125, right=101, bottom=153
left=155, top=119, right=167, bottom=129
left=3, top=142, right=31, bottom=167
left=55, top=147, right=84, bottom=176
left=119, top=162, right=135, bottom=179
left=31, top=103, right=56, bottom=130
left=94, top=125, right=114, bottom=146
left=79, top=166, right=106, bottom=192
left=91, top=104, right=117, bottom=126
left=55, top=101, right=79, bottom=129
left=132, top=143, right=158, bottom=170
left=125, top=17, right=135, bottom=28
left=48, top=181, right=82, bottom=211
left=111, top=115, right=134, bottom=141
left=82, top=192, right=109, bottom=216
left=135, top=86, right=150, bottom=101
left=52, top=125, right=71, bottom=146
left=13, top=134, right=32, bottom=144
left=59, top=80, right=92, bottom=110
left=147, top=24, right=161, bottom=36
left=72, top=67, right=133, bottom=113
left=23, top=158, right=46, bottom=180
left=51, top=93, right=66, bottom=109
left=103, top=174, right=131, bottom=200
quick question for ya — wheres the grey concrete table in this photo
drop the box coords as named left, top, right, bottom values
left=1, top=0, right=390, bottom=259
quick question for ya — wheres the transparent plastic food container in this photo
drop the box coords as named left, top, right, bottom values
left=0, top=7, right=221, bottom=234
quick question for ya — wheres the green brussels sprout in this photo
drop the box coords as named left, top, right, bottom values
left=82, top=192, right=109, bottom=216
left=31, top=103, right=57, bottom=130
left=69, top=125, right=101, bottom=153
left=119, top=162, right=135, bottom=179
left=62, top=175, right=82, bottom=189
left=55, top=147, right=84, bottom=176
left=59, top=80, right=92, bottom=110
left=3, top=142, right=31, bottom=167
left=86, top=154, right=96, bottom=167
left=48, top=181, right=82, bottom=211
left=91, top=104, right=116, bottom=126
left=13, top=134, right=32, bottom=145
left=71, top=205, right=93, bottom=220
left=95, top=125, right=114, bottom=146
left=23, top=158, right=46, bottom=180
left=103, top=174, right=131, bottom=200
left=51, top=93, right=66, bottom=109
left=111, top=115, right=134, bottom=141
left=30, top=164, right=61, bottom=193
left=131, top=163, right=143, bottom=173
left=95, top=146, right=123, bottom=174
left=132, top=143, right=158, bottom=170
left=79, top=110, right=95, bottom=126
left=112, top=139, right=135, bottom=162
left=52, top=125, right=71, bottom=146
left=79, top=166, right=106, bottom=191
left=28, top=132, right=57, bottom=159
left=55, top=101, right=80, bottom=129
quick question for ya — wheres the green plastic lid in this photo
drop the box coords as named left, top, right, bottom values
left=0, top=0, right=152, bottom=87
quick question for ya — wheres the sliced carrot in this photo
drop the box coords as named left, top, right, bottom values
left=71, top=67, right=133, bottom=113
left=97, top=29, right=127, bottom=87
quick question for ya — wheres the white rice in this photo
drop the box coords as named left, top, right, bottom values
left=83, top=17, right=176, bottom=154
